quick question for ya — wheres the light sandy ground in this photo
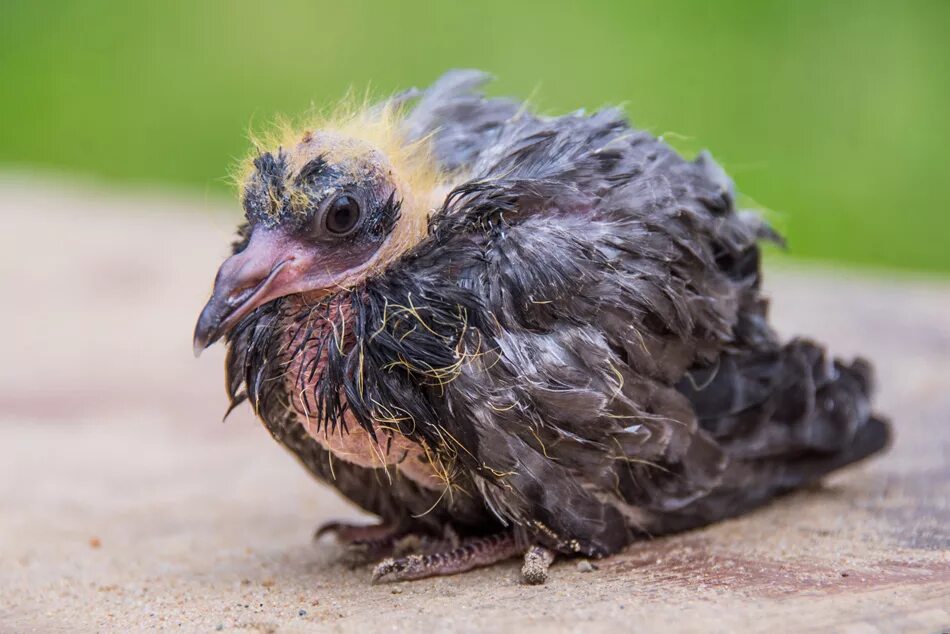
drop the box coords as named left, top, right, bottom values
left=1, top=178, right=948, bottom=633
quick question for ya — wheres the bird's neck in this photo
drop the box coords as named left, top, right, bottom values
left=278, top=292, right=354, bottom=413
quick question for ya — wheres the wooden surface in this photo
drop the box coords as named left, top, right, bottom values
left=1, top=179, right=948, bottom=633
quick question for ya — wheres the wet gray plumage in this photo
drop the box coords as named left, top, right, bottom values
left=220, top=70, right=889, bottom=559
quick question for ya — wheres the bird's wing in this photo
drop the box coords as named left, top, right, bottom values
left=320, top=76, right=883, bottom=553
left=316, top=101, right=752, bottom=552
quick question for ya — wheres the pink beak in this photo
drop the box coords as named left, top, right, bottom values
left=194, top=228, right=307, bottom=356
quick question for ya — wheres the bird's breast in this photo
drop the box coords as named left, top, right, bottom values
left=279, top=296, right=444, bottom=490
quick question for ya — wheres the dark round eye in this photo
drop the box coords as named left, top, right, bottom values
left=323, top=194, right=362, bottom=236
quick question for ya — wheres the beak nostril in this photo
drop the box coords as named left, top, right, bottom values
left=225, top=254, right=297, bottom=307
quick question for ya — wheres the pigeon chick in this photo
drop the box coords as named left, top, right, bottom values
left=194, top=70, right=889, bottom=584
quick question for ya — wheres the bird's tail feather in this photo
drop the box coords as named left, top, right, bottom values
left=679, top=338, right=885, bottom=461
left=649, top=414, right=888, bottom=535
left=771, top=413, right=890, bottom=490
left=656, top=340, right=891, bottom=534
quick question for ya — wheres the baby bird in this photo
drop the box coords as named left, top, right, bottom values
left=194, top=70, right=889, bottom=584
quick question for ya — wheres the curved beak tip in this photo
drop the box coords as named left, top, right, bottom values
left=191, top=295, right=222, bottom=358
left=192, top=301, right=222, bottom=358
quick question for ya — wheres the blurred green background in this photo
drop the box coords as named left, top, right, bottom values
left=2, top=1, right=948, bottom=272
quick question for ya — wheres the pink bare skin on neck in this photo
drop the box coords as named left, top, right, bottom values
left=278, top=295, right=444, bottom=490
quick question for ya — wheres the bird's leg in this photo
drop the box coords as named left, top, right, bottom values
left=371, top=531, right=523, bottom=583
left=520, top=545, right=556, bottom=585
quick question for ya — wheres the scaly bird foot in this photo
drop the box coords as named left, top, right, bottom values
left=371, top=531, right=530, bottom=583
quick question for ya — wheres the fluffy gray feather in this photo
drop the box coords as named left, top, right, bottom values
left=224, top=70, right=889, bottom=557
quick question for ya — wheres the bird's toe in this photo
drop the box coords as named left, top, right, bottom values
left=520, top=545, right=556, bottom=585
left=371, top=554, right=425, bottom=583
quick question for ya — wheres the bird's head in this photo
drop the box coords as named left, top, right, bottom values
left=193, top=105, right=438, bottom=355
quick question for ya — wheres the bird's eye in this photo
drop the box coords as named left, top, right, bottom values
left=322, top=194, right=362, bottom=236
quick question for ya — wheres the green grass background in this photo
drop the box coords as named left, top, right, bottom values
left=2, top=1, right=948, bottom=272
